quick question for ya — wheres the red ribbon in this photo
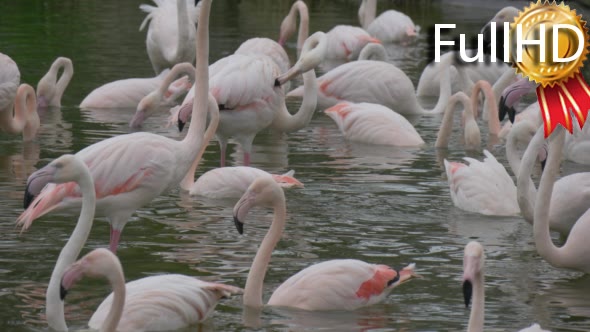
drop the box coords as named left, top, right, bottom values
left=536, top=73, right=590, bottom=138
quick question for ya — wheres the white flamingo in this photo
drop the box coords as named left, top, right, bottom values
left=139, top=0, right=199, bottom=74
left=0, top=53, right=20, bottom=113
left=17, top=0, right=215, bottom=254
left=533, top=126, right=590, bottom=274
left=36, top=57, right=73, bottom=108
left=0, top=83, right=40, bottom=141
left=234, top=176, right=418, bottom=310
left=358, top=0, right=418, bottom=43
left=462, top=241, right=551, bottom=332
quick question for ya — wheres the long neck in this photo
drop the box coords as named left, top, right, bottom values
left=293, top=1, right=309, bottom=51
left=492, top=69, right=517, bottom=105
left=425, top=60, right=453, bottom=114
left=0, top=84, right=30, bottom=134
left=516, top=127, right=544, bottom=224
left=157, top=63, right=195, bottom=101
left=175, top=0, right=190, bottom=62
left=505, top=126, right=525, bottom=176
left=467, top=272, right=485, bottom=332
left=46, top=172, right=96, bottom=332
left=180, top=0, right=210, bottom=155
left=272, top=70, right=317, bottom=133
left=243, top=195, right=287, bottom=308
left=179, top=95, right=220, bottom=190
left=435, top=92, right=470, bottom=148
left=53, top=58, right=73, bottom=106
left=471, top=80, right=501, bottom=136
left=100, top=260, right=126, bottom=332
left=358, top=43, right=387, bottom=61
left=534, top=128, right=567, bottom=267
left=359, top=0, right=377, bottom=29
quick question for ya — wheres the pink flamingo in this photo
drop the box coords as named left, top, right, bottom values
left=61, top=248, right=242, bottom=331
left=81, top=66, right=191, bottom=112
left=36, top=57, right=73, bottom=108
left=0, top=83, right=40, bottom=141
left=358, top=0, right=418, bottom=43
left=532, top=127, right=590, bottom=274
left=17, top=0, right=216, bottom=254
left=463, top=241, right=551, bottom=332
left=278, top=0, right=381, bottom=61
left=324, top=102, right=424, bottom=146
left=234, top=176, right=418, bottom=310
left=189, top=166, right=303, bottom=198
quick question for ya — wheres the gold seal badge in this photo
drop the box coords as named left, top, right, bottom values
left=510, top=1, right=589, bottom=87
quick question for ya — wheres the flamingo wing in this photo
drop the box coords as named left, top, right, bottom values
left=444, top=150, right=519, bottom=216
left=89, top=274, right=242, bottom=331
left=190, top=166, right=270, bottom=198
left=80, top=75, right=163, bottom=109
left=235, top=38, right=290, bottom=73
left=0, top=53, right=20, bottom=111
left=326, top=25, right=380, bottom=61
left=366, top=10, right=417, bottom=43
left=268, top=259, right=397, bottom=311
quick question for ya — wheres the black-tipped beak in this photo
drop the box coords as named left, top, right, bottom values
left=24, top=188, right=35, bottom=209
left=462, top=280, right=472, bottom=308
left=541, top=158, right=547, bottom=171
left=60, top=284, right=68, bottom=301
left=233, top=216, right=244, bottom=235
left=178, top=117, right=186, bottom=132
left=498, top=95, right=516, bottom=123
left=274, top=78, right=281, bottom=87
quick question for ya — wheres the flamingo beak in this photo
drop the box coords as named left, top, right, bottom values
left=178, top=117, right=186, bottom=132
left=23, top=165, right=56, bottom=209
left=60, top=262, right=84, bottom=300
left=462, top=280, right=473, bottom=308
left=233, top=216, right=244, bottom=235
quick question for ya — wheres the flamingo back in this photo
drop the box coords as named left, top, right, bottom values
left=366, top=10, right=417, bottom=43
left=0, top=53, right=20, bottom=111
left=326, top=25, right=381, bottom=61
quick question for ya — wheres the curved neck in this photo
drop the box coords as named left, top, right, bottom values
left=292, top=1, right=309, bottom=51
left=435, top=92, right=470, bottom=148
left=101, top=259, right=126, bottom=332
left=425, top=59, right=453, bottom=114
left=359, top=0, right=377, bottom=29
left=52, top=58, right=73, bottom=105
left=157, top=63, right=195, bottom=99
left=272, top=69, right=317, bottom=133
left=358, top=43, right=387, bottom=61
left=244, top=193, right=287, bottom=309
left=534, top=128, right=568, bottom=267
left=467, top=272, right=485, bottom=332
left=46, top=171, right=96, bottom=332
left=180, top=95, right=220, bottom=190
left=516, top=126, right=544, bottom=224
left=492, top=69, right=517, bottom=105
left=471, top=80, right=500, bottom=135
left=505, top=126, right=526, bottom=176
left=0, top=84, right=38, bottom=141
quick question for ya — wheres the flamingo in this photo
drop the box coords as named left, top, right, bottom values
left=285, top=41, right=454, bottom=115
left=189, top=166, right=303, bottom=198
left=60, top=247, right=242, bottom=332
left=278, top=0, right=381, bottom=61
left=17, top=0, right=216, bottom=254
left=481, top=6, right=521, bottom=57
left=0, top=52, right=20, bottom=113
left=36, top=57, right=73, bottom=108
left=233, top=176, right=418, bottom=310
left=462, top=241, right=551, bottom=332
left=357, top=0, right=418, bottom=43
left=416, top=51, right=510, bottom=97
left=516, top=124, right=590, bottom=237
left=176, top=32, right=325, bottom=166
left=81, top=67, right=192, bottom=112
left=0, top=84, right=40, bottom=141
left=324, top=102, right=424, bottom=146
left=435, top=91, right=481, bottom=151
left=532, top=126, right=590, bottom=274
left=139, top=0, right=199, bottom=74
left=497, top=77, right=537, bottom=124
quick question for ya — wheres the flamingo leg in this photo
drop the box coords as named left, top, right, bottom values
left=109, top=226, right=122, bottom=253
left=243, top=152, right=251, bottom=166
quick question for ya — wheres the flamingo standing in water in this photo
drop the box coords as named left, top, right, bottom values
left=60, top=247, right=242, bottom=332
left=17, top=0, right=216, bottom=254
left=233, top=176, right=418, bottom=310
left=81, top=66, right=192, bottom=112
left=462, top=241, right=551, bottom=332
left=532, top=127, right=590, bottom=274
left=36, top=57, right=74, bottom=108
left=358, top=0, right=418, bottom=43
left=278, top=0, right=381, bottom=61
left=140, top=0, right=200, bottom=74
left=324, top=102, right=424, bottom=146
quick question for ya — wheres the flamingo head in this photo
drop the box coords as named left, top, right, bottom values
left=498, top=77, right=537, bottom=123
left=24, top=154, right=88, bottom=209
left=232, top=176, right=285, bottom=234
left=36, top=80, right=54, bottom=109
left=276, top=31, right=327, bottom=86
left=462, top=241, right=484, bottom=308
left=60, top=248, right=122, bottom=300
left=271, top=170, right=304, bottom=189
left=278, top=7, right=297, bottom=46
left=130, top=91, right=162, bottom=128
